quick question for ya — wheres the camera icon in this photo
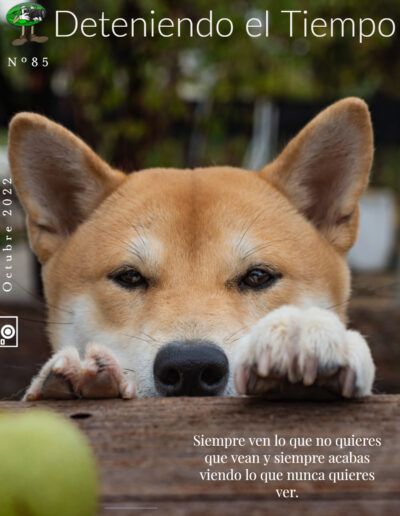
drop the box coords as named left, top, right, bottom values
left=0, top=316, right=18, bottom=348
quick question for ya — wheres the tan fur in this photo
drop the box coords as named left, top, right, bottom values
left=8, top=98, right=374, bottom=398
left=263, top=98, right=373, bottom=253
left=8, top=113, right=125, bottom=262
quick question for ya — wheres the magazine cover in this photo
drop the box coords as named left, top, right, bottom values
left=0, top=1, right=399, bottom=514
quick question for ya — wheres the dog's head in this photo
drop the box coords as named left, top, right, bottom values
left=9, top=98, right=373, bottom=396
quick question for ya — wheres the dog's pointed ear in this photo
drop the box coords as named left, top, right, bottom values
left=9, top=113, right=125, bottom=263
left=261, top=98, right=373, bottom=253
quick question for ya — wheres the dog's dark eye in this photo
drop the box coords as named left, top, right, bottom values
left=109, top=267, right=148, bottom=290
left=238, top=267, right=281, bottom=291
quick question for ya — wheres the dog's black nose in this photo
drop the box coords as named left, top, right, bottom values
left=154, top=341, right=229, bottom=396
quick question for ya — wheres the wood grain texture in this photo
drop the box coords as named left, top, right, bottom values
left=1, top=395, right=399, bottom=515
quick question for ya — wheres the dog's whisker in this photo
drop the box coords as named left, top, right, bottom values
left=127, top=245, right=146, bottom=265
left=0, top=309, right=73, bottom=326
left=324, top=300, right=348, bottom=311
left=37, top=319, right=74, bottom=326
left=241, top=237, right=296, bottom=261
left=236, top=210, right=266, bottom=251
left=137, top=331, right=158, bottom=342
left=118, top=332, right=159, bottom=345
left=353, top=280, right=400, bottom=290
left=114, top=195, right=149, bottom=240
left=223, top=325, right=249, bottom=344
left=1, top=385, right=29, bottom=401
left=0, top=364, right=37, bottom=370
left=8, top=277, right=74, bottom=315
left=228, top=335, right=246, bottom=345
left=324, top=279, right=400, bottom=313
left=93, top=226, right=141, bottom=257
left=112, top=209, right=150, bottom=252
left=82, top=217, right=148, bottom=258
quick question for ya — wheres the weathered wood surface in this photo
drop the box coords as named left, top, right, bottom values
left=1, top=395, right=399, bottom=515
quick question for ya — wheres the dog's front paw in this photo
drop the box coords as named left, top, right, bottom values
left=234, top=306, right=375, bottom=399
left=23, top=344, right=136, bottom=401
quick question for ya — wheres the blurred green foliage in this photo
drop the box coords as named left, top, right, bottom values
left=0, top=0, right=399, bottom=193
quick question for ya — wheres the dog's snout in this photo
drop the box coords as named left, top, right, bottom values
left=153, top=341, right=229, bottom=396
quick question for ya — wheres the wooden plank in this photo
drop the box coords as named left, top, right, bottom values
left=1, top=395, right=399, bottom=514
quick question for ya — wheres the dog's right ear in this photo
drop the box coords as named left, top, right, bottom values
left=8, top=113, right=125, bottom=263
left=260, top=98, right=373, bottom=254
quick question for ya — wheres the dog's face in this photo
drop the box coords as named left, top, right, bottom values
left=9, top=98, right=373, bottom=396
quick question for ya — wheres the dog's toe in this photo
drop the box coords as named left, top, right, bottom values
left=233, top=306, right=375, bottom=399
left=41, top=371, right=78, bottom=399
left=78, top=344, right=135, bottom=399
left=23, top=345, right=136, bottom=401
left=23, top=347, right=81, bottom=400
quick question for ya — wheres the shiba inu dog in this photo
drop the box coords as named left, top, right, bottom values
left=9, top=98, right=375, bottom=400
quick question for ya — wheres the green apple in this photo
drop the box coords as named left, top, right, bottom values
left=0, top=410, right=98, bottom=516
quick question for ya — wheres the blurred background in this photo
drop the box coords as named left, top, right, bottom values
left=0, top=0, right=399, bottom=398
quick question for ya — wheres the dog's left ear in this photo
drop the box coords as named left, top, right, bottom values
left=261, top=98, right=373, bottom=253
left=8, top=113, right=125, bottom=263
